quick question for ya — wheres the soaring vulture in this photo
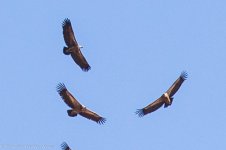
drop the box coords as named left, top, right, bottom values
left=61, top=142, right=71, bottom=150
left=57, top=83, right=106, bottom=124
left=62, top=18, right=91, bottom=71
left=136, top=71, right=188, bottom=117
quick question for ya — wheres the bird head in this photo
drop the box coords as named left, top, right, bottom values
left=163, top=93, right=169, bottom=98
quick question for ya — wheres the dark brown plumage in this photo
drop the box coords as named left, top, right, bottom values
left=57, top=83, right=106, bottom=124
left=61, top=142, right=71, bottom=150
left=62, top=18, right=91, bottom=71
left=136, top=71, right=188, bottom=117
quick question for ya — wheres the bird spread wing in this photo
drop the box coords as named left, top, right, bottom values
left=71, top=50, right=91, bottom=72
left=79, top=108, right=106, bottom=124
left=56, top=83, right=82, bottom=109
left=136, top=97, right=165, bottom=117
left=166, top=71, right=188, bottom=97
left=62, top=18, right=78, bottom=47
left=62, top=18, right=91, bottom=71
left=61, top=142, right=71, bottom=150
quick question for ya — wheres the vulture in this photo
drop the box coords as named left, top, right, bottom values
left=62, top=18, right=91, bottom=71
left=61, top=142, right=71, bottom=150
left=57, top=83, right=106, bottom=124
left=136, top=71, right=188, bottom=117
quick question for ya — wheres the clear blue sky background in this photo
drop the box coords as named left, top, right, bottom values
left=1, top=0, right=226, bottom=150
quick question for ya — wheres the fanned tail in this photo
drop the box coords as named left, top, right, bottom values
left=164, top=97, right=174, bottom=108
left=67, top=110, right=78, bottom=117
left=63, top=47, right=71, bottom=55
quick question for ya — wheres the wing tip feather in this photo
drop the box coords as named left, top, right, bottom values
left=82, top=65, right=91, bottom=72
left=181, top=71, right=188, bottom=80
left=61, top=142, right=69, bottom=150
left=97, top=117, right=106, bottom=125
left=62, top=18, right=71, bottom=27
left=56, top=83, right=66, bottom=94
left=135, top=109, right=145, bottom=117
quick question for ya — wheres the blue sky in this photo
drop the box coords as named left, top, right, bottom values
left=1, top=0, right=226, bottom=149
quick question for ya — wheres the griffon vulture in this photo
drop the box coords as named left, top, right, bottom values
left=61, top=142, right=71, bottom=150
left=136, top=71, right=188, bottom=117
left=57, top=83, right=106, bottom=124
left=62, top=18, right=91, bottom=71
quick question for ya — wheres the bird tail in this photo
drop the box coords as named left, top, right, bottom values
left=63, top=47, right=71, bottom=55
left=164, top=97, right=174, bottom=108
left=67, top=110, right=78, bottom=117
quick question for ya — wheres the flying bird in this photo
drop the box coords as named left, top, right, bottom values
left=136, top=71, right=188, bottom=117
left=62, top=18, right=91, bottom=71
left=61, top=142, right=71, bottom=150
left=57, top=83, right=106, bottom=124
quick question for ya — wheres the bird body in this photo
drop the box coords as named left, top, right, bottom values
left=57, top=83, right=106, bottom=124
left=163, top=93, right=171, bottom=105
left=136, top=71, right=188, bottom=117
left=62, top=18, right=91, bottom=71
